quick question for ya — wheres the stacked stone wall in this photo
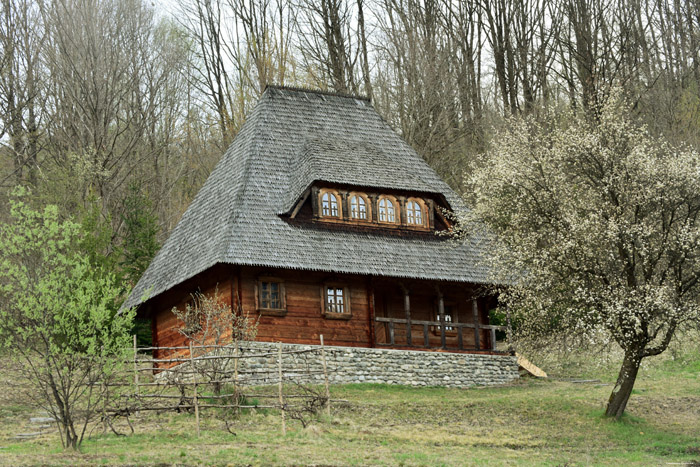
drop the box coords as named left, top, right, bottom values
left=233, top=342, right=519, bottom=388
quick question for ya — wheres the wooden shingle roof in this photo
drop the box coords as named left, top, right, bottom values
left=124, top=86, right=494, bottom=309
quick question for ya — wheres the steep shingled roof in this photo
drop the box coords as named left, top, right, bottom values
left=123, top=86, right=494, bottom=309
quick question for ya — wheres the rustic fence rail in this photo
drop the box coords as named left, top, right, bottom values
left=374, top=316, right=508, bottom=351
left=102, top=336, right=342, bottom=436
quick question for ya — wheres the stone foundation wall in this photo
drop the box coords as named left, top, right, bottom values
left=232, top=342, right=519, bottom=388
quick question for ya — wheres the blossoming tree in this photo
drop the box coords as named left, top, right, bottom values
left=463, top=93, right=700, bottom=419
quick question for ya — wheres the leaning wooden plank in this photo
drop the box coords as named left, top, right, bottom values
left=516, top=353, right=547, bottom=378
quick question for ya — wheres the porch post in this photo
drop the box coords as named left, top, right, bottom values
left=403, top=286, right=412, bottom=347
left=368, top=278, right=376, bottom=348
left=438, top=289, right=446, bottom=349
left=472, top=298, right=481, bottom=350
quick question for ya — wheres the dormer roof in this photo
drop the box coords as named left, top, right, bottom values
left=123, top=86, right=495, bottom=309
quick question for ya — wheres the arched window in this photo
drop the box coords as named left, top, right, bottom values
left=406, top=200, right=424, bottom=226
left=321, top=192, right=340, bottom=217
left=378, top=197, right=397, bottom=223
left=350, top=194, right=368, bottom=220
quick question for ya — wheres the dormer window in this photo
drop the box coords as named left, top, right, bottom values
left=378, top=196, right=398, bottom=223
left=320, top=190, right=341, bottom=217
left=308, top=187, right=436, bottom=231
left=350, top=193, right=369, bottom=220
left=406, top=199, right=426, bottom=226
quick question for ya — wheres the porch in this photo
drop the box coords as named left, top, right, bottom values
left=370, top=280, right=509, bottom=353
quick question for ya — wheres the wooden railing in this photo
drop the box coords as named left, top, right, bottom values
left=374, top=317, right=507, bottom=352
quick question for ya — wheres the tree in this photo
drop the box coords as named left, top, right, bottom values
left=462, top=91, right=700, bottom=419
left=0, top=188, right=134, bottom=449
left=0, top=0, right=45, bottom=186
left=173, top=287, right=257, bottom=395
left=120, top=182, right=160, bottom=289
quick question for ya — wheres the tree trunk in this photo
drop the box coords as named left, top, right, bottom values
left=62, top=421, right=78, bottom=450
left=605, top=351, right=641, bottom=419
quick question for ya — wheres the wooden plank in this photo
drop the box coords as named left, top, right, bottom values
left=289, top=188, right=310, bottom=218
left=389, top=320, right=395, bottom=345
left=423, top=324, right=429, bottom=348
left=457, top=326, right=463, bottom=350
left=516, top=353, right=548, bottom=378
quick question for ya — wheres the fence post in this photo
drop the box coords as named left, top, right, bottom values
left=133, top=335, right=139, bottom=396
left=234, top=341, right=240, bottom=415
left=190, top=341, right=200, bottom=437
left=320, top=335, right=331, bottom=417
left=278, top=342, right=286, bottom=435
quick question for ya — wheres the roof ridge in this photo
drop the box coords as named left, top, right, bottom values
left=264, top=84, right=371, bottom=102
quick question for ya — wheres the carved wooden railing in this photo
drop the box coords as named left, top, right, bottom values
left=374, top=316, right=507, bottom=352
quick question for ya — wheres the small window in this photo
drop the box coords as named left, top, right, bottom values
left=321, top=191, right=340, bottom=217
left=350, top=194, right=368, bottom=220
left=406, top=199, right=424, bottom=226
left=257, top=278, right=286, bottom=314
left=378, top=197, right=397, bottom=223
left=440, top=312, right=454, bottom=331
left=326, top=286, right=345, bottom=313
left=323, top=284, right=352, bottom=318
left=434, top=305, right=456, bottom=334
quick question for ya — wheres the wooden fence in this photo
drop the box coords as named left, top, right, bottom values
left=102, top=335, right=339, bottom=436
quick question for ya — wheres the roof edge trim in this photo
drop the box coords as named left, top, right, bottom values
left=264, top=84, right=371, bottom=102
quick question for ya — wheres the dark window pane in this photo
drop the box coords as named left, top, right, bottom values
left=261, top=281, right=283, bottom=309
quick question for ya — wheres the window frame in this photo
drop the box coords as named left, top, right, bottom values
left=319, top=189, right=342, bottom=218
left=348, top=192, right=371, bottom=222
left=432, top=302, right=458, bottom=336
left=255, top=277, right=287, bottom=316
left=405, top=197, right=429, bottom=228
left=321, top=283, right=352, bottom=319
left=377, top=195, right=399, bottom=224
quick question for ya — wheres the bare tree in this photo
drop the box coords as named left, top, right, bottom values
left=0, top=0, right=45, bottom=186
left=173, top=288, right=258, bottom=395
left=296, top=0, right=359, bottom=93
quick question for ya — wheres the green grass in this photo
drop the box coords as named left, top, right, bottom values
left=1, top=345, right=699, bottom=466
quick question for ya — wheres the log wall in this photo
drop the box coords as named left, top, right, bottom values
left=142, top=264, right=498, bottom=363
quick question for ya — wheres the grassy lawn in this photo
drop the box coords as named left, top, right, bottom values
left=1, top=344, right=699, bottom=466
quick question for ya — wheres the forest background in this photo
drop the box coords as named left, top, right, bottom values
left=2, top=0, right=700, bottom=302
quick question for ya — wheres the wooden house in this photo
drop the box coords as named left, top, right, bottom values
left=124, top=86, right=506, bottom=358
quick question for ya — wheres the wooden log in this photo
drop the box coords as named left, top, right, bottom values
left=472, top=299, right=480, bottom=350
left=189, top=341, right=200, bottom=437
left=133, top=335, right=139, bottom=395
left=278, top=342, right=286, bottom=436
left=438, top=293, right=446, bottom=349
left=320, top=335, right=331, bottom=417
left=403, top=287, right=412, bottom=347
left=367, top=280, right=376, bottom=348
